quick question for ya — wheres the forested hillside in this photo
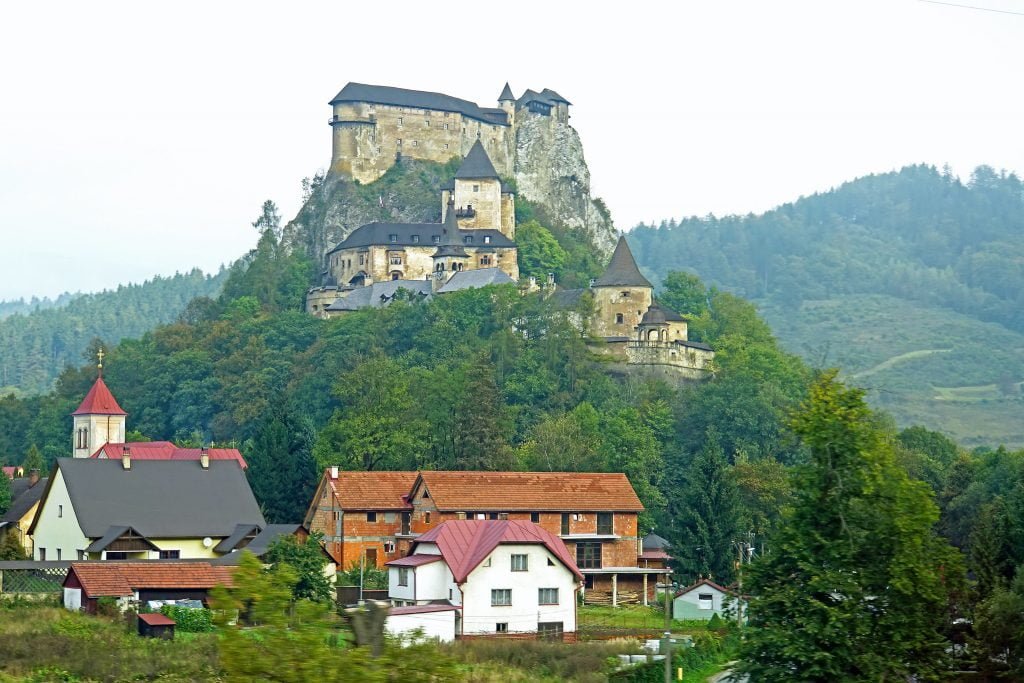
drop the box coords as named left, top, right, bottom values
left=629, top=165, right=1024, bottom=446
left=0, top=269, right=227, bottom=394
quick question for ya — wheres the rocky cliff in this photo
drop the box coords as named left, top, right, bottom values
left=513, top=114, right=617, bottom=256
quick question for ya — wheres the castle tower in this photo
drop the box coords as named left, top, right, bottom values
left=432, top=200, right=469, bottom=292
left=498, top=82, right=515, bottom=127
left=590, top=236, right=654, bottom=338
left=71, top=352, right=127, bottom=458
left=450, top=140, right=515, bottom=239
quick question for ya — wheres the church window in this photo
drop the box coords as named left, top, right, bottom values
left=411, top=235, right=420, bottom=243
left=616, top=313, right=624, bottom=324
left=389, top=234, right=398, bottom=243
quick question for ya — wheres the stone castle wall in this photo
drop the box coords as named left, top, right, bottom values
left=330, top=102, right=513, bottom=184
left=328, top=244, right=519, bottom=285
left=590, top=286, right=654, bottom=338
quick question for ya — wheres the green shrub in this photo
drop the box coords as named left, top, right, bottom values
left=159, top=605, right=214, bottom=632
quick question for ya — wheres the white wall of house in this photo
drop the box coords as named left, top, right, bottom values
left=385, top=610, right=457, bottom=644
left=31, top=470, right=89, bottom=561
left=460, top=545, right=577, bottom=635
left=673, top=584, right=744, bottom=621
left=63, top=587, right=82, bottom=611
left=390, top=560, right=458, bottom=605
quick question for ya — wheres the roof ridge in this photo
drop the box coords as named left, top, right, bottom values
left=592, top=236, right=652, bottom=288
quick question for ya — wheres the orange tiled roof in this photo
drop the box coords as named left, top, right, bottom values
left=325, top=470, right=417, bottom=510
left=91, top=442, right=248, bottom=469
left=66, top=562, right=233, bottom=598
left=415, top=471, right=644, bottom=512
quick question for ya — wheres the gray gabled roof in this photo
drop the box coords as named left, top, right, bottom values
left=2, top=477, right=47, bottom=524
left=325, top=280, right=433, bottom=312
left=549, top=288, right=586, bottom=308
left=35, top=459, right=264, bottom=539
left=593, top=236, right=653, bottom=288
left=330, top=83, right=509, bottom=126
left=436, top=268, right=515, bottom=294
left=540, top=88, right=572, bottom=105
left=434, top=200, right=469, bottom=258
left=213, top=523, right=261, bottom=553
left=85, top=525, right=158, bottom=553
left=649, top=302, right=687, bottom=322
left=498, top=83, right=515, bottom=101
left=455, top=141, right=499, bottom=180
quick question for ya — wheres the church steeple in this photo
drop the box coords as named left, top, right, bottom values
left=72, top=350, right=127, bottom=458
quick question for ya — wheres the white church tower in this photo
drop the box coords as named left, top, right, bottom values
left=71, top=350, right=126, bottom=458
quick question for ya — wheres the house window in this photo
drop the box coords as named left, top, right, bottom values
left=698, top=593, right=715, bottom=610
left=106, top=551, right=128, bottom=560
left=560, top=513, right=570, bottom=535
left=367, top=512, right=377, bottom=522
left=411, top=235, right=420, bottom=244
left=38, top=548, right=45, bottom=560
left=597, top=513, right=613, bottom=535
left=425, top=512, right=431, bottom=524
left=615, top=313, right=624, bottom=324
left=538, top=588, right=559, bottom=605
left=491, top=589, right=512, bottom=606
left=538, top=622, right=563, bottom=641
left=547, top=558, right=555, bottom=566
left=576, top=542, right=603, bottom=569
left=78, top=550, right=86, bottom=560
left=398, top=568, right=409, bottom=586
left=58, top=505, right=63, bottom=518
left=531, top=512, right=540, bottom=523
left=365, top=548, right=378, bottom=565
left=496, top=622, right=508, bottom=633
left=333, top=510, right=341, bottom=521
left=383, top=542, right=395, bottom=553
left=159, top=550, right=180, bottom=559
left=511, top=554, right=528, bottom=572
left=56, top=549, right=61, bottom=561
left=389, top=234, right=398, bottom=243
left=473, top=184, right=480, bottom=192
left=401, top=512, right=411, bottom=535
left=488, top=512, right=497, bottom=520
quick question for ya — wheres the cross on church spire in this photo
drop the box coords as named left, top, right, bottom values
left=97, top=348, right=105, bottom=377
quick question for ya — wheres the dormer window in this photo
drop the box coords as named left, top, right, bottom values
left=411, top=235, right=420, bottom=243
left=389, top=234, right=398, bottom=243
left=463, top=236, right=474, bottom=245
left=432, top=235, right=441, bottom=244
left=483, top=235, right=491, bottom=244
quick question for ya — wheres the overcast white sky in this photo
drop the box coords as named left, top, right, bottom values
left=1, top=0, right=1021, bottom=300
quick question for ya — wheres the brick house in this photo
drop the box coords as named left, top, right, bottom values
left=305, top=469, right=667, bottom=604
left=303, top=468, right=417, bottom=570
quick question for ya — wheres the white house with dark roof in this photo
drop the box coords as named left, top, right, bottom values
left=28, top=457, right=265, bottom=562
left=384, top=519, right=582, bottom=642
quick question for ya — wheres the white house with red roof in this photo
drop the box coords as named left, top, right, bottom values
left=385, top=519, right=582, bottom=642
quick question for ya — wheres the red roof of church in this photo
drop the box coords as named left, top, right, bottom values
left=411, top=519, right=583, bottom=583
left=72, top=377, right=127, bottom=416
left=90, top=442, right=248, bottom=469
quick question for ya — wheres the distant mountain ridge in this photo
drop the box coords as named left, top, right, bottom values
left=628, top=164, right=1024, bottom=447
left=0, top=269, right=227, bottom=395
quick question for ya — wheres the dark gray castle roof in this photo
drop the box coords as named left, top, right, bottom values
left=328, top=223, right=514, bottom=253
left=32, top=459, right=264, bottom=539
left=646, top=302, right=688, bottom=323
left=434, top=202, right=469, bottom=258
left=330, top=83, right=509, bottom=126
left=436, top=268, right=515, bottom=293
left=325, top=280, right=433, bottom=312
left=517, top=88, right=573, bottom=108
left=455, top=141, right=499, bottom=180
left=593, top=236, right=653, bottom=288
left=498, top=83, right=515, bottom=101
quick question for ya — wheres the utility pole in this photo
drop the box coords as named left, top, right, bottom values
left=664, top=572, right=672, bottom=683
left=736, top=542, right=744, bottom=629
left=359, top=551, right=365, bottom=602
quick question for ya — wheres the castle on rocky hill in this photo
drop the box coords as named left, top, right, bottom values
left=328, top=82, right=569, bottom=184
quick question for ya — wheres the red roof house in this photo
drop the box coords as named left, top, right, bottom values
left=90, top=442, right=247, bottom=469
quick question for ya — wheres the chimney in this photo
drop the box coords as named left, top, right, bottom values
left=330, top=466, right=339, bottom=480
left=28, top=468, right=39, bottom=486
left=121, top=446, right=131, bottom=470
left=200, top=446, right=210, bottom=470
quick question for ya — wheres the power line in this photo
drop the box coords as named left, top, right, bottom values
left=915, top=0, right=1024, bottom=16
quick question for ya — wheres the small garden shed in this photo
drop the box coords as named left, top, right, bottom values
left=137, top=612, right=175, bottom=639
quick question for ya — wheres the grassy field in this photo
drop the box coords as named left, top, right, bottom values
left=759, top=294, right=1024, bottom=447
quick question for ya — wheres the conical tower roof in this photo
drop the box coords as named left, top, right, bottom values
left=434, top=199, right=468, bottom=258
left=592, top=236, right=653, bottom=288
left=455, top=140, right=499, bottom=180
left=72, top=377, right=127, bottom=416
left=498, top=82, right=515, bottom=102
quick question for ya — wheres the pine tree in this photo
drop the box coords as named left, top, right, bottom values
left=22, top=443, right=43, bottom=473
left=738, top=371, right=963, bottom=682
left=0, top=472, right=11, bottom=516
left=670, top=428, right=740, bottom=584
left=247, top=404, right=318, bottom=524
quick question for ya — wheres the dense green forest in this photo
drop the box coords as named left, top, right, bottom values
left=629, top=164, right=1024, bottom=446
left=0, top=292, right=79, bottom=320
left=0, top=269, right=227, bottom=395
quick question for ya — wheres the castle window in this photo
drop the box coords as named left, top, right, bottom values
left=411, top=235, right=420, bottom=244
left=480, top=255, right=492, bottom=266
left=616, top=313, right=624, bottom=324
left=443, top=143, right=449, bottom=150
left=389, top=234, right=398, bottom=243
left=390, top=255, right=402, bottom=265
left=443, top=123, right=449, bottom=130
left=359, top=255, right=365, bottom=265
left=398, top=117, right=403, bottom=126
left=621, top=291, right=631, bottom=298
left=396, top=139, right=402, bottom=146
left=473, top=184, right=479, bottom=192
left=411, top=140, right=418, bottom=147
left=425, top=119, right=430, bottom=127
left=376, top=146, right=381, bottom=154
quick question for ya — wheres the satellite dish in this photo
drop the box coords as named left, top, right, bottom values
left=202, top=537, right=213, bottom=548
